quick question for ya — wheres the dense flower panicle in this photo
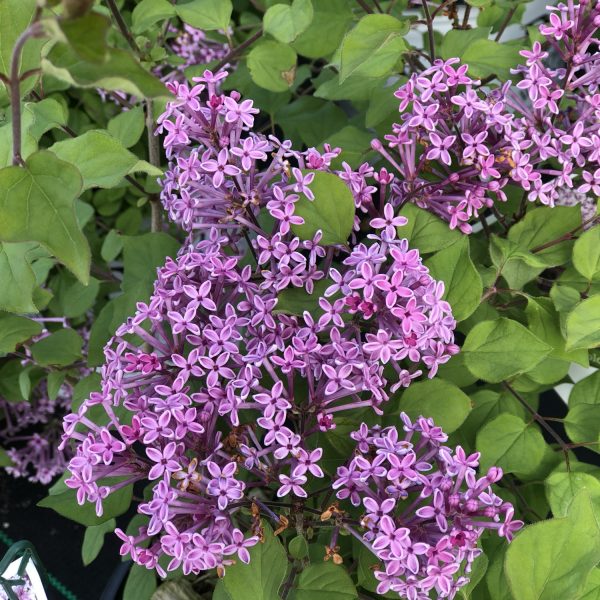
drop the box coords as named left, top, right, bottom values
left=335, top=417, right=523, bottom=599
left=372, top=0, right=600, bottom=232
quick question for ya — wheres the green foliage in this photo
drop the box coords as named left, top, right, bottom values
left=0, top=313, right=42, bottom=354
left=264, top=0, right=313, bottom=43
left=82, top=518, right=116, bottom=566
left=222, top=522, right=287, bottom=600
left=398, top=204, right=462, bottom=254
left=175, top=0, right=233, bottom=31
left=247, top=40, right=297, bottom=92
left=291, top=171, right=355, bottom=245
left=291, top=563, right=357, bottom=599
left=123, top=564, right=157, bottom=600
left=505, top=492, right=600, bottom=600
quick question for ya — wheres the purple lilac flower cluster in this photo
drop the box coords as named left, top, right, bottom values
left=371, top=0, right=600, bottom=233
left=336, top=417, right=523, bottom=599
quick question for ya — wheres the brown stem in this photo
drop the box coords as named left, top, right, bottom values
left=494, top=6, right=517, bottom=42
left=356, top=0, right=374, bottom=12
left=531, top=215, right=600, bottom=253
left=461, top=4, right=472, bottom=28
left=431, top=0, right=456, bottom=18
left=421, top=0, right=436, bottom=62
left=280, top=565, right=299, bottom=599
left=105, top=0, right=141, bottom=55
left=213, top=28, right=264, bottom=73
left=10, top=19, right=44, bottom=166
left=502, top=382, right=571, bottom=472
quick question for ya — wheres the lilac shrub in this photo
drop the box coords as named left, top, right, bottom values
left=58, top=70, right=520, bottom=596
left=371, top=0, right=600, bottom=232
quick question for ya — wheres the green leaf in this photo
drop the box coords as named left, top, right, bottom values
left=49, top=272, right=100, bottom=318
left=101, top=229, right=123, bottom=263
left=398, top=203, right=461, bottom=254
left=291, top=170, right=355, bottom=245
left=489, top=235, right=546, bottom=290
left=247, top=40, right=297, bottom=92
left=505, top=492, right=600, bottom=600
left=462, top=318, right=552, bottom=383
left=175, top=0, right=233, bottom=30
left=339, top=14, right=407, bottom=82
left=49, top=130, right=161, bottom=190
left=30, top=328, right=83, bottom=366
left=321, top=125, right=373, bottom=169
left=426, top=237, right=482, bottom=321
left=275, top=278, right=332, bottom=316
left=107, top=105, right=145, bottom=149
left=288, top=535, right=309, bottom=559
left=123, top=564, right=157, bottom=600
left=565, top=404, right=600, bottom=453
left=476, top=414, right=545, bottom=475
left=569, top=371, right=600, bottom=409
left=0, top=448, right=12, bottom=468
left=0, top=151, right=90, bottom=284
left=573, top=227, right=600, bottom=281
left=47, top=371, right=66, bottom=401
left=222, top=521, right=287, bottom=600
left=580, top=568, right=600, bottom=600
left=43, top=43, right=167, bottom=99
left=459, top=553, right=489, bottom=599
left=56, top=12, right=110, bottom=64
left=291, top=562, right=357, bottom=600
left=546, top=472, right=600, bottom=518
left=440, top=27, right=491, bottom=60
left=565, top=295, right=600, bottom=350
left=0, top=242, right=38, bottom=313
left=397, top=378, right=471, bottom=433
left=508, top=206, right=581, bottom=266
left=0, top=313, right=42, bottom=353
left=132, top=0, right=176, bottom=34
left=292, top=0, right=353, bottom=59
left=82, top=518, right=116, bottom=566
left=462, top=39, right=523, bottom=80
left=264, top=0, right=313, bottom=43
left=38, top=481, right=132, bottom=527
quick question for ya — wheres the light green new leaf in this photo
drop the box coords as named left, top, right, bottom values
left=0, top=151, right=90, bottom=284
left=247, top=40, right=297, bottom=92
left=463, top=318, right=552, bottom=383
left=0, top=313, right=42, bottom=353
left=440, top=27, right=491, bottom=60
left=565, top=295, right=600, bottom=350
left=175, top=0, right=233, bottom=30
left=30, top=328, right=83, bottom=366
left=505, top=492, right=600, bottom=600
left=398, top=378, right=471, bottom=433
left=49, top=130, right=161, bottom=190
left=222, top=521, right=287, bottom=600
left=573, top=227, right=600, bottom=281
left=477, top=413, right=545, bottom=475
left=291, top=562, right=357, bottom=600
left=426, top=237, right=482, bottom=321
left=398, top=203, right=461, bottom=254
left=569, top=371, right=600, bottom=409
left=132, top=0, right=176, bottom=34
left=264, top=0, right=313, bottom=43
left=291, top=170, right=355, bottom=245
left=82, top=518, right=116, bottom=566
left=339, top=14, right=408, bottom=82
left=545, top=472, right=600, bottom=518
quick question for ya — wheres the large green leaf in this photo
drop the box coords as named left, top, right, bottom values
left=505, top=492, right=600, bottom=600
left=30, top=328, right=83, bottom=366
left=426, top=237, right=482, bottom=321
left=49, top=130, right=161, bottom=190
left=339, top=14, right=407, bottom=82
left=290, top=563, right=357, bottom=600
left=292, top=0, right=353, bottom=59
left=462, top=39, right=523, bottom=80
left=123, top=564, right=157, bottom=600
left=264, top=0, right=313, bottom=43
left=462, top=318, right=552, bottom=383
left=222, top=521, right=287, bottom=600
left=0, top=242, right=38, bottom=313
left=43, top=43, right=167, bottom=98
left=476, top=414, right=545, bottom=475
left=247, top=40, right=297, bottom=92
left=398, top=203, right=461, bottom=254
left=0, top=151, right=90, bottom=283
left=131, top=0, right=176, bottom=34
left=0, top=313, right=42, bottom=353
left=107, top=105, right=145, bottom=149
left=573, top=227, right=600, bottom=281
left=291, top=170, right=355, bottom=245
left=565, top=295, right=600, bottom=351
left=175, top=0, right=233, bottom=30
left=397, top=378, right=471, bottom=433
left=545, top=472, right=600, bottom=518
